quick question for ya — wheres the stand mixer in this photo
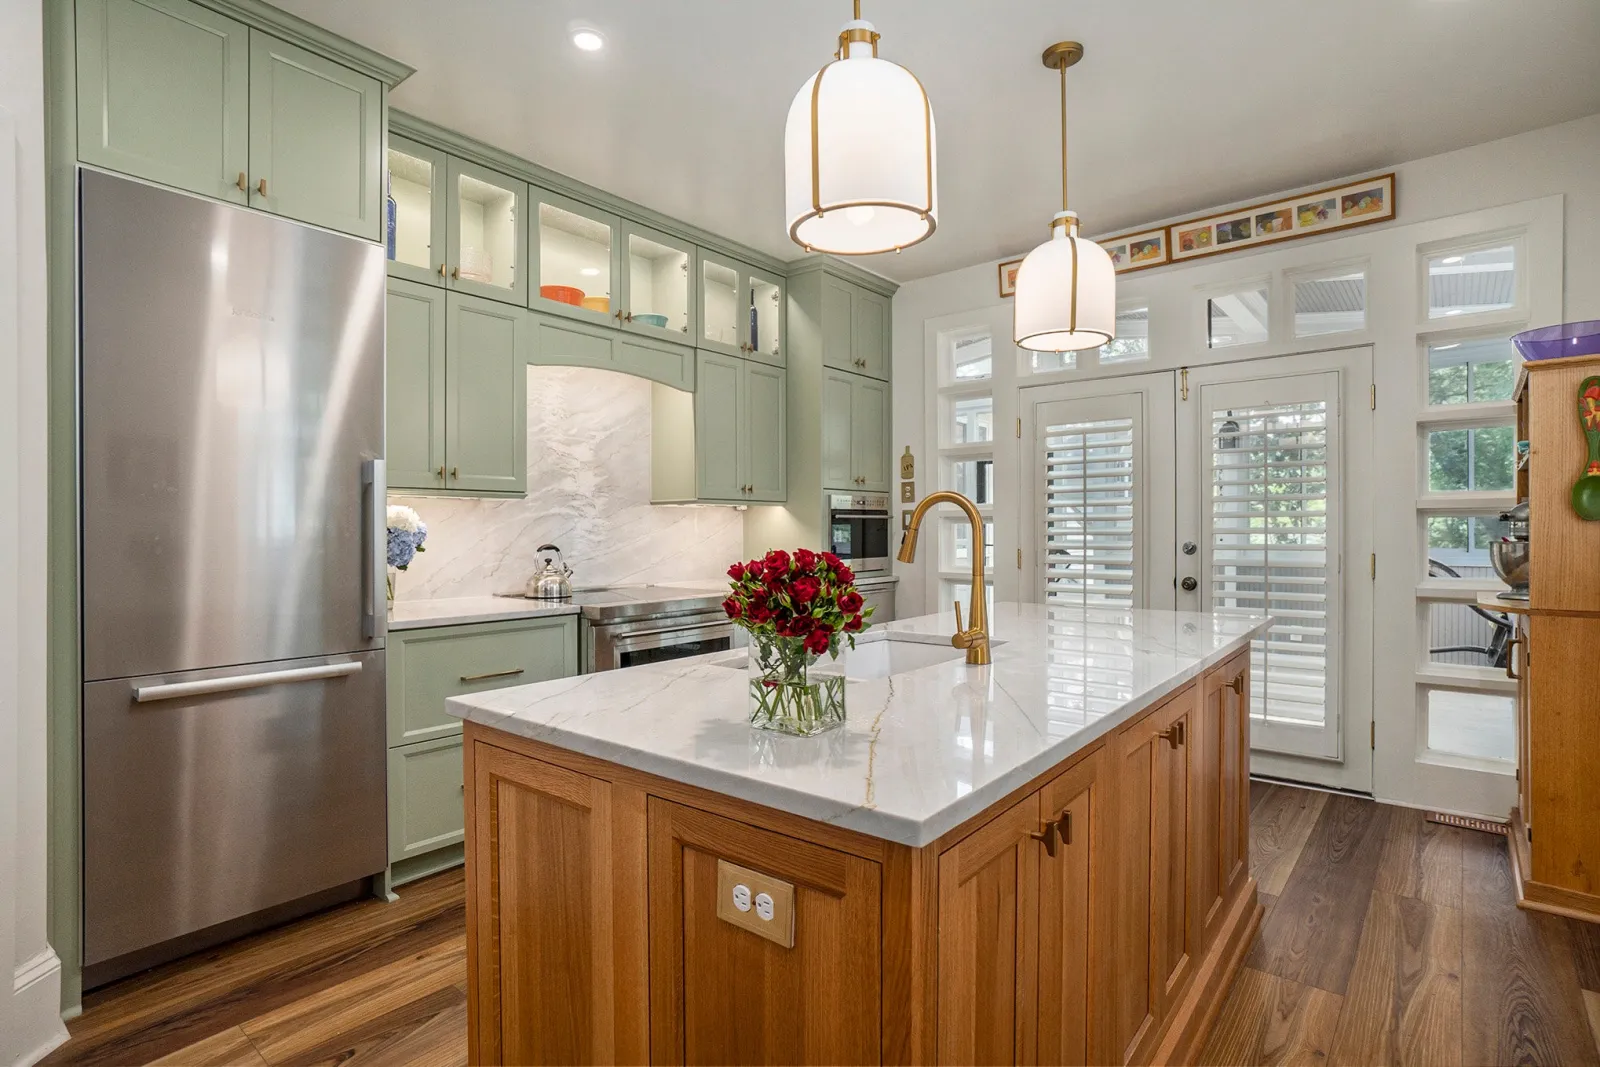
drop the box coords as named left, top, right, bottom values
left=1491, top=502, right=1530, bottom=600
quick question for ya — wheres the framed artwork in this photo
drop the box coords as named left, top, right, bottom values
left=1168, top=173, right=1396, bottom=263
left=1102, top=227, right=1169, bottom=274
left=997, top=257, right=1024, bottom=298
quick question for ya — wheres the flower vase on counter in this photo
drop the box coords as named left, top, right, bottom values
left=722, top=548, right=873, bottom=736
left=386, top=504, right=428, bottom=604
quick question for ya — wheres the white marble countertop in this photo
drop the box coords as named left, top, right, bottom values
left=447, top=603, right=1270, bottom=846
left=387, top=596, right=580, bottom=631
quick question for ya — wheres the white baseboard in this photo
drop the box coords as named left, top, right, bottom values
left=10, top=947, right=68, bottom=1067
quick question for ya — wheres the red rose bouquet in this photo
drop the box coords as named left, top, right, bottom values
left=723, top=548, right=872, bottom=734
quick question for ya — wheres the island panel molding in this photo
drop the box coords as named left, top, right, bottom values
left=455, top=606, right=1267, bottom=1064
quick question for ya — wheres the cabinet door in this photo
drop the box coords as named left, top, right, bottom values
left=743, top=265, right=787, bottom=367
left=446, top=294, right=527, bottom=494
left=697, top=250, right=745, bottom=357
left=695, top=351, right=744, bottom=502
left=621, top=222, right=694, bottom=343
left=936, top=792, right=1042, bottom=1066
left=386, top=134, right=448, bottom=283
left=467, top=745, right=620, bottom=1065
left=75, top=0, right=250, bottom=203
left=742, top=362, right=787, bottom=503
left=1037, top=752, right=1102, bottom=1067
left=646, top=798, right=881, bottom=1065
left=820, top=274, right=856, bottom=372
left=448, top=158, right=528, bottom=305
left=387, top=735, right=464, bottom=863
left=821, top=370, right=855, bottom=491
left=852, top=377, right=891, bottom=492
left=385, top=280, right=447, bottom=491
left=530, top=187, right=617, bottom=324
left=247, top=32, right=383, bottom=240
left=853, top=288, right=891, bottom=379
left=1516, top=614, right=1531, bottom=827
left=1197, top=655, right=1250, bottom=949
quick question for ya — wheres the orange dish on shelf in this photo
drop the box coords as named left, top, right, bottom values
left=580, top=296, right=609, bottom=314
left=540, top=285, right=585, bottom=306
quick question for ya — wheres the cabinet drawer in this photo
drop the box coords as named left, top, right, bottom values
left=388, top=736, right=464, bottom=862
left=386, top=617, right=578, bottom=745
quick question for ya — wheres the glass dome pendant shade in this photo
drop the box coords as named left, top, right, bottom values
left=1014, top=42, right=1115, bottom=353
left=784, top=0, right=938, bottom=255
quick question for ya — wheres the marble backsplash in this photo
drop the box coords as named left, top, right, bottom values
left=388, top=366, right=743, bottom=600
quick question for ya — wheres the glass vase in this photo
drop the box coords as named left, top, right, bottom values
left=747, top=633, right=846, bottom=736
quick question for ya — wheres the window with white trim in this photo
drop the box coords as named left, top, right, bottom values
left=935, top=327, right=995, bottom=610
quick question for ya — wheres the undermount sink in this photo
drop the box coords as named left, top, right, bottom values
left=712, top=635, right=971, bottom=680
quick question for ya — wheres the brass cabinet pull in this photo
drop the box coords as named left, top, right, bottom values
left=435, top=465, right=445, bottom=480
left=624, top=312, right=634, bottom=323
left=1227, top=673, right=1245, bottom=695
left=257, top=177, right=267, bottom=197
left=1029, top=821, right=1058, bottom=858
left=459, top=667, right=525, bottom=683
left=450, top=466, right=459, bottom=480
left=1056, top=810, right=1072, bottom=846
left=1506, top=637, right=1520, bottom=680
left=451, top=266, right=460, bottom=279
left=236, top=172, right=247, bottom=193
left=438, top=263, right=446, bottom=278
left=1160, top=721, right=1185, bottom=749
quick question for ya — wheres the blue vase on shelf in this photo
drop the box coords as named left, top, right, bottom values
left=384, top=173, right=397, bottom=261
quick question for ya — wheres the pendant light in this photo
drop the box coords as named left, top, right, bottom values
left=1013, top=42, right=1115, bottom=352
left=784, top=1, right=937, bottom=256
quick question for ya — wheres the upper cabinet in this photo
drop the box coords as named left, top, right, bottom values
left=75, top=0, right=385, bottom=241
left=386, top=135, right=447, bottom=284
left=530, top=189, right=617, bottom=324
left=247, top=34, right=383, bottom=239
left=699, top=250, right=786, bottom=366
left=448, top=159, right=528, bottom=305
left=820, top=274, right=889, bottom=380
left=621, top=222, right=695, bottom=344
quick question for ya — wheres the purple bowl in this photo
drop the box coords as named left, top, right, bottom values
left=1512, top=320, right=1600, bottom=361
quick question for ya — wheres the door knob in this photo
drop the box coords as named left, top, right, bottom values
left=1181, top=577, right=1198, bottom=591
left=451, top=266, right=460, bottom=279
left=1182, top=541, right=1197, bottom=555
left=437, top=263, right=446, bottom=278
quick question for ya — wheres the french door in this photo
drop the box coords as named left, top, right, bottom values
left=1023, top=349, right=1374, bottom=791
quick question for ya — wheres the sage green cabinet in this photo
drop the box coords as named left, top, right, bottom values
left=822, top=368, right=889, bottom=492
left=386, top=135, right=448, bottom=284
left=75, top=0, right=383, bottom=240
left=653, top=351, right=786, bottom=505
left=447, top=158, right=528, bottom=305
left=446, top=293, right=528, bottom=494
left=75, top=0, right=250, bottom=205
left=386, top=280, right=447, bottom=490
left=384, top=615, right=579, bottom=878
left=621, top=221, right=696, bottom=344
left=528, top=311, right=694, bottom=391
left=530, top=187, right=618, bottom=324
left=248, top=32, right=382, bottom=240
left=699, top=250, right=787, bottom=367
left=819, top=275, right=889, bottom=380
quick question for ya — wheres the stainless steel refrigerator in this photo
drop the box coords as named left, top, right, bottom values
left=78, top=169, right=389, bottom=984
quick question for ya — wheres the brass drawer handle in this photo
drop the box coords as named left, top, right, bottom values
left=1227, top=673, right=1245, bottom=695
left=257, top=177, right=267, bottom=197
left=1055, top=810, right=1072, bottom=847
left=1029, top=821, right=1058, bottom=858
left=436, top=465, right=445, bottom=480
left=1506, top=637, right=1520, bottom=680
left=1160, top=721, right=1185, bottom=749
left=459, top=668, right=524, bottom=683
left=438, top=263, right=446, bottom=278
left=236, top=171, right=247, bottom=193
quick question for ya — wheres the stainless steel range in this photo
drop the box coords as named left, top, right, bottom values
left=504, top=584, right=736, bottom=673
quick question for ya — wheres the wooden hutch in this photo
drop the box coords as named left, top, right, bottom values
left=1500, top=351, right=1600, bottom=922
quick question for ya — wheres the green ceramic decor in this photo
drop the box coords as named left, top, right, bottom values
left=1574, top=375, right=1600, bottom=521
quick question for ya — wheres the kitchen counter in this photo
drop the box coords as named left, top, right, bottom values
left=386, top=596, right=580, bottom=631
left=447, top=601, right=1268, bottom=846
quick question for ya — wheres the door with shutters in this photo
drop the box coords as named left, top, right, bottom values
left=1176, top=349, right=1373, bottom=787
left=1022, top=373, right=1177, bottom=610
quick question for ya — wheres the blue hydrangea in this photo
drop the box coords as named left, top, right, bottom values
left=386, top=520, right=428, bottom=569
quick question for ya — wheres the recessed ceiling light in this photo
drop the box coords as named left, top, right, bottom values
left=571, top=28, right=604, bottom=52
left=579, top=267, right=600, bottom=277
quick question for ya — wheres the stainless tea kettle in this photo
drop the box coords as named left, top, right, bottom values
left=526, top=544, right=573, bottom=599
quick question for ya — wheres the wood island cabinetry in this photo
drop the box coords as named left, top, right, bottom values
left=462, top=650, right=1257, bottom=1065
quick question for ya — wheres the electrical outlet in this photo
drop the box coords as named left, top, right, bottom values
left=715, top=859, right=795, bottom=948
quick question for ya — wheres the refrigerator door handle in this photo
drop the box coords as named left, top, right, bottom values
left=133, top=661, right=363, bottom=703
left=363, top=458, right=386, bottom=639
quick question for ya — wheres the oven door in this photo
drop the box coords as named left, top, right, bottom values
left=829, top=509, right=891, bottom=575
left=588, top=614, right=735, bottom=672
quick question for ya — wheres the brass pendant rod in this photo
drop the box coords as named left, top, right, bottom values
left=853, top=0, right=861, bottom=19
left=1059, top=61, right=1068, bottom=215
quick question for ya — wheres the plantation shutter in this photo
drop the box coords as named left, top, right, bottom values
left=1042, top=417, right=1136, bottom=608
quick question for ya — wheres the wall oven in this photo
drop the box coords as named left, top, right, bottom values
left=827, top=492, right=892, bottom=576
left=581, top=606, right=735, bottom=673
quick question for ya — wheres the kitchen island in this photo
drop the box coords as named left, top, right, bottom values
left=449, top=603, right=1269, bottom=1066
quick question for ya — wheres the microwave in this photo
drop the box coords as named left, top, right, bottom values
left=827, top=492, right=891, bottom=576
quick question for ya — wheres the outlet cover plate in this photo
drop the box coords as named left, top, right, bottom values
left=715, top=859, right=795, bottom=948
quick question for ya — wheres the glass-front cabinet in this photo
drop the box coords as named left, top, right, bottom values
left=698, top=250, right=786, bottom=366
left=530, top=188, right=619, bottom=326
left=621, top=222, right=693, bottom=342
left=386, top=135, right=446, bottom=285
left=446, top=157, right=528, bottom=305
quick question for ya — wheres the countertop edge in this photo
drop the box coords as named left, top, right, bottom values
left=450, top=620, right=1268, bottom=847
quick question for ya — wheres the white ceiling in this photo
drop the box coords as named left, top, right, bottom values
left=280, top=0, right=1600, bottom=282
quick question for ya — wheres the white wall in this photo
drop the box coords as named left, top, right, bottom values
left=0, top=0, right=67, bottom=1062
left=891, top=112, right=1600, bottom=618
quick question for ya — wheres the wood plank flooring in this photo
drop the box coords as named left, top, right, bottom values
left=42, top=786, right=1600, bottom=1066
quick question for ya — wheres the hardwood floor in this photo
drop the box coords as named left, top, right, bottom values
left=42, top=786, right=1600, bottom=1066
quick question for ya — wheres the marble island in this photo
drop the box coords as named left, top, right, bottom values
left=456, top=603, right=1270, bottom=1066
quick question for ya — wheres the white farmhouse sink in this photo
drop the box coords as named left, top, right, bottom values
left=712, top=635, right=969, bottom=680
